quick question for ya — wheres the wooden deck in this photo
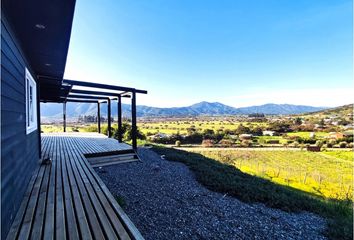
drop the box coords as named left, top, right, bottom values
left=6, top=133, right=144, bottom=240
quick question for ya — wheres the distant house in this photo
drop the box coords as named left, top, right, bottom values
left=262, top=130, right=275, bottom=136
left=239, top=134, right=253, bottom=140
left=150, top=133, right=170, bottom=140
left=328, top=132, right=344, bottom=139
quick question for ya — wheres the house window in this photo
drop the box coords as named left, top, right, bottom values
left=25, top=68, right=37, bottom=134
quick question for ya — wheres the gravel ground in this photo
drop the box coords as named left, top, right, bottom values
left=96, top=148, right=327, bottom=240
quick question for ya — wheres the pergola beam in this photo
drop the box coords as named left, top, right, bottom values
left=107, top=98, right=112, bottom=137
left=117, top=95, right=122, bottom=142
left=63, top=102, right=66, bottom=132
left=68, top=94, right=109, bottom=100
left=131, top=91, right=137, bottom=150
left=64, top=79, right=147, bottom=94
left=97, top=102, right=101, bottom=133
left=66, top=99, right=98, bottom=103
left=70, top=89, right=131, bottom=98
left=40, top=79, right=146, bottom=150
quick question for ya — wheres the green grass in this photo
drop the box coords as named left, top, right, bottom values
left=152, top=146, right=353, bottom=240
left=256, top=136, right=287, bottom=144
left=186, top=149, right=353, bottom=200
left=287, top=131, right=329, bottom=138
left=321, top=151, right=353, bottom=162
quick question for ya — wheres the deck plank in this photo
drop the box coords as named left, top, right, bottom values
left=6, top=133, right=143, bottom=240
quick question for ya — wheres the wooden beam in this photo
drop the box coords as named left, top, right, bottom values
left=131, top=91, right=137, bottom=150
left=117, top=96, right=122, bottom=142
left=66, top=99, right=98, bottom=103
left=97, top=102, right=101, bottom=134
left=37, top=81, right=41, bottom=158
left=70, top=89, right=130, bottom=98
left=63, top=102, right=66, bottom=132
left=63, top=79, right=147, bottom=94
left=68, top=94, right=109, bottom=100
left=107, top=98, right=112, bottom=138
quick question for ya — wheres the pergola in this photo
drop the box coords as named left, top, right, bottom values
left=40, top=79, right=147, bottom=150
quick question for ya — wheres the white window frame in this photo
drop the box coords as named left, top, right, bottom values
left=25, top=68, right=38, bottom=134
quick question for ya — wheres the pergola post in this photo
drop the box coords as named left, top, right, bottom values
left=107, top=98, right=112, bottom=137
left=131, top=91, right=137, bottom=150
left=63, top=102, right=66, bottom=132
left=97, top=102, right=101, bottom=133
left=117, top=95, right=122, bottom=142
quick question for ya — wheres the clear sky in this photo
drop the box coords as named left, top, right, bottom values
left=64, top=0, right=353, bottom=108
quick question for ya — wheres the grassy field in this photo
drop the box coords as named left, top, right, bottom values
left=184, top=149, right=353, bottom=200
left=287, top=131, right=329, bottom=138
left=138, top=120, right=267, bottom=135
left=153, top=146, right=353, bottom=240
left=41, top=123, right=114, bottom=133
left=321, top=151, right=353, bottom=162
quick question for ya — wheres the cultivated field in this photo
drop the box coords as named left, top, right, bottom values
left=138, top=120, right=267, bottom=135
left=183, top=148, right=353, bottom=200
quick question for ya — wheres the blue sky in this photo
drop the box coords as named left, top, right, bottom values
left=64, top=0, right=353, bottom=107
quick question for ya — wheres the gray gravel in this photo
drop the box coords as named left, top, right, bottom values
left=96, top=148, right=327, bottom=240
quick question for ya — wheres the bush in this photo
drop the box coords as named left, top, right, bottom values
left=348, top=142, right=354, bottom=148
left=339, top=142, right=348, bottom=148
left=329, top=139, right=337, bottom=146
left=112, top=122, right=146, bottom=141
left=218, top=139, right=234, bottom=147
left=241, top=140, right=252, bottom=147
left=202, top=139, right=214, bottom=147
left=326, top=142, right=333, bottom=148
left=72, top=127, right=79, bottom=132
left=316, top=140, right=324, bottom=148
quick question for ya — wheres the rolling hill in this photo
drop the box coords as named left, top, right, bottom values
left=41, top=101, right=328, bottom=119
left=302, top=104, right=353, bottom=117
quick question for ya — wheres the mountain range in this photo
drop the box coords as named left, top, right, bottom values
left=40, top=101, right=327, bottom=119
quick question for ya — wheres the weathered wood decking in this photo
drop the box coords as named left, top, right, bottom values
left=6, top=133, right=143, bottom=240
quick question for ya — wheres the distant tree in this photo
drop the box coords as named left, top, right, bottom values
left=268, top=121, right=292, bottom=133
left=113, top=122, right=146, bottom=141
left=294, top=117, right=302, bottom=125
left=186, top=127, right=197, bottom=135
left=203, top=129, right=215, bottom=135
left=248, top=113, right=265, bottom=118
left=235, top=124, right=251, bottom=135
left=251, top=126, right=263, bottom=136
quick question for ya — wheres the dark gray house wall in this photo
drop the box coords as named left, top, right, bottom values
left=1, top=15, right=40, bottom=238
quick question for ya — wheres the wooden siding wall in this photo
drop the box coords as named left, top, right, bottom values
left=1, top=16, right=40, bottom=239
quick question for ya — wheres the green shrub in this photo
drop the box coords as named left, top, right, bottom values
left=339, top=142, right=348, bottom=148
left=241, top=140, right=252, bottom=147
left=316, top=140, right=324, bottom=148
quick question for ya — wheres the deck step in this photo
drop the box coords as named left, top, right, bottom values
left=87, top=153, right=139, bottom=167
